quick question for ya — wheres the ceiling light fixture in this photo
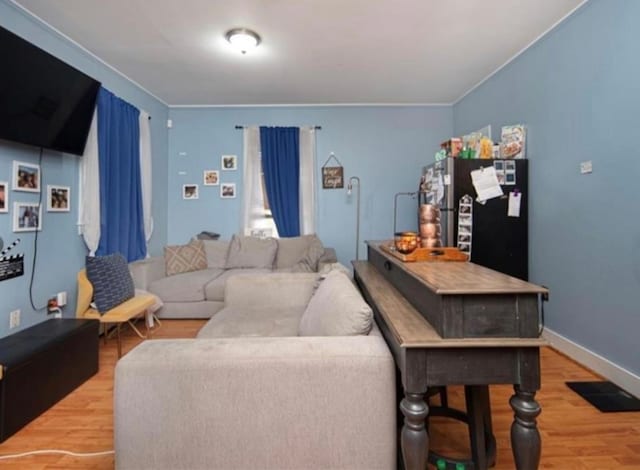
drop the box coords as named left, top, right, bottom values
left=225, top=28, right=261, bottom=54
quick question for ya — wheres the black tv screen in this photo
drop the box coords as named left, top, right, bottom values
left=0, top=25, right=101, bottom=156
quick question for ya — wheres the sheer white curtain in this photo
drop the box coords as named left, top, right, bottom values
left=299, top=127, right=317, bottom=235
left=78, top=110, right=100, bottom=255
left=241, top=127, right=271, bottom=235
left=139, top=111, right=153, bottom=245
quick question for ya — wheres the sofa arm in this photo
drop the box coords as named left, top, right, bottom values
left=224, top=272, right=319, bottom=310
left=318, top=247, right=338, bottom=271
left=128, top=256, right=165, bottom=290
left=114, top=336, right=396, bottom=470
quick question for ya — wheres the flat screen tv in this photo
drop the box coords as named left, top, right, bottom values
left=0, top=25, right=101, bottom=156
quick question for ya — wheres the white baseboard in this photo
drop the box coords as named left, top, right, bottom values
left=543, top=328, right=640, bottom=398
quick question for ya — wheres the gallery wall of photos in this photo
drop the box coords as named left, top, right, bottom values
left=0, top=161, right=71, bottom=233
left=182, top=154, right=238, bottom=201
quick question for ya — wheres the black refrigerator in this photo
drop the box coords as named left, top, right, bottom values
left=420, top=157, right=528, bottom=280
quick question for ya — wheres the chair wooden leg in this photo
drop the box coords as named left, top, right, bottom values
left=103, top=323, right=108, bottom=346
left=116, top=323, right=122, bottom=358
left=145, top=313, right=151, bottom=338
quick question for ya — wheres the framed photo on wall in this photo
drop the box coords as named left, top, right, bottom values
left=221, top=155, right=237, bottom=171
left=47, top=185, right=70, bottom=212
left=0, top=181, right=8, bottom=213
left=12, top=161, right=41, bottom=192
left=203, top=170, right=219, bottom=186
left=13, top=202, right=42, bottom=232
left=183, top=184, right=199, bottom=200
left=220, top=183, right=236, bottom=199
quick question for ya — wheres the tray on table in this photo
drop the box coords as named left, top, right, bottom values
left=380, top=243, right=469, bottom=263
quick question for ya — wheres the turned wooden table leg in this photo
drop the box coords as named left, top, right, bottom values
left=400, top=391, right=429, bottom=470
left=510, top=385, right=541, bottom=470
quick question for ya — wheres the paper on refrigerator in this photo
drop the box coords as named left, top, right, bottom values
left=470, top=166, right=503, bottom=202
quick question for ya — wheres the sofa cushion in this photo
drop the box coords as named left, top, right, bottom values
left=164, top=240, right=207, bottom=276
left=275, top=234, right=323, bottom=270
left=298, top=270, right=373, bottom=336
left=197, top=305, right=302, bottom=338
left=225, top=235, right=278, bottom=269
left=149, top=268, right=224, bottom=302
left=200, top=239, right=230, bottom=269
left=85, top=253, right=135, bottom=314
left=204, top=268, right=272, bottom=301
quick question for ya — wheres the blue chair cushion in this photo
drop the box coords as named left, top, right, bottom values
left=85, top=253, right=135, bottom=314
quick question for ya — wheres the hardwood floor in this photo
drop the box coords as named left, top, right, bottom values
left=0, top=319, right=638, bottom=469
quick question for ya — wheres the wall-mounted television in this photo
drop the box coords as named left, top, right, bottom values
left=0, top=25, right=101, bottom=156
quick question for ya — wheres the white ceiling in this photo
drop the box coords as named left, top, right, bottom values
left=14, top=0, right=585, bottom=106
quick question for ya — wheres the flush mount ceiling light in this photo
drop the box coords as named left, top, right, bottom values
left=225, top=28, right=261, bottom=54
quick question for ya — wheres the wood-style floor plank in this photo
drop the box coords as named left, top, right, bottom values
left=0, top=320, right=638, bottom=469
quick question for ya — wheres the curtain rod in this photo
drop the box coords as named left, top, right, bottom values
left=234, top=125, right=321, bottom=130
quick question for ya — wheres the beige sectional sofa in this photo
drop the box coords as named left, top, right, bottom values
left=114, top=270, right=396, bottom=470
left=129, top=235, right=337, bottom=319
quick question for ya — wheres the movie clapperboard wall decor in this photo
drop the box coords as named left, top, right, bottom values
left=0, top=238, right=25, bottom=282
left=321, top=152, right=344, bottom=189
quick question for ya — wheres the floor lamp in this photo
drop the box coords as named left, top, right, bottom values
left=347, top=176, right=361, bottom=260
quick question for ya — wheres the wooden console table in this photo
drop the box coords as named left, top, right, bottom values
left=353, top=242, right=548, bottom=470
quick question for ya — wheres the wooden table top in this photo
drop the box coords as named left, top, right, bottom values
left=353, top=260, right=547, bottom=349
left=368, top=241, right=548, bottom=295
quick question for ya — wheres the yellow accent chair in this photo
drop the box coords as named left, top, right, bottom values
left=76, top=269, right=157, bottom=358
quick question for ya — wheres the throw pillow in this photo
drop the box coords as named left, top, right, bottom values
left=85, top=253, right=135, bottom=314
left=290, top=236, right=326, bottom=272
left=225, top=235, right=278, bottom=269
left=198, top=239, right=230, bottom=269
left=275, top=234, right=323, bottom=269
left=298, top=270, right=373, bottom=336
left=164, top=240, right=207, bottom=276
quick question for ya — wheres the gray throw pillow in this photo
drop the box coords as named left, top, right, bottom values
left=225, top=235, right=278, bottom=269
left=298, top=270, right=373, bottom=336
left=290, top=236, right=326, bottom=272
left=85, top=253, right=135, bottom=314
left=275, top=234, right=323, bottom=269
left=199, top=239, right=230, bottom=269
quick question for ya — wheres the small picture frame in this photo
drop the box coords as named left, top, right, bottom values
left=0, top=181, right=8, bottom=213
left=203, top=170, right=219, bottom=186
left=13, top=202, right=42, bottom=232
left=220, top=183, right=236, bottom=199
left=183, top=184, right=199, bottom=200
left=221, top=155, right=237, bottom=171
left=13, top=161, right=41, bottom=192
left=322, top=166, right=344, bottom=189
left=47, top=185, right=70, bottom=212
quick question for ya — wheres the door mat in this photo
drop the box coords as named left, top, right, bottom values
left=566, top=381, right=640, bottom=412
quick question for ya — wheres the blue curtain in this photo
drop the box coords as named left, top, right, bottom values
left=96, top=87, right=146, bottom=262
left=260, top=127, right=300, bottom=237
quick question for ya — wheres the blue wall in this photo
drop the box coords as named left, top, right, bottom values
left=0, top=0, right=169, bottom=338
left=454, top=0, right=640, bottom=376
left=168, top=106, right=452, bottom=265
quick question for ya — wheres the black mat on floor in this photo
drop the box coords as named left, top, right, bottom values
left=566, top=381, right=640, bottom=412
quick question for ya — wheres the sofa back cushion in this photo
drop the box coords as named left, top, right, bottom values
left=164, top=240, right=207, bottom=276
left=200, top=239, right=230, bottom=269
left=225, top=235, right=278, bottom=269
left=85, top=253, right=135, bottom=314
left=298, top=270, right=373, bottom=336
left=276, top=234, right=324, bottom=271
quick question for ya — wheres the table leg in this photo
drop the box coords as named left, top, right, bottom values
left=465, top=385, right=489, bottom=470
left=509, top=385, right=541, bottom=470
left=400, top=391, right=429, bottom=470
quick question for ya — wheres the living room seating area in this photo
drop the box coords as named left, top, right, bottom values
left=114, top=270, right=396, bottom=470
